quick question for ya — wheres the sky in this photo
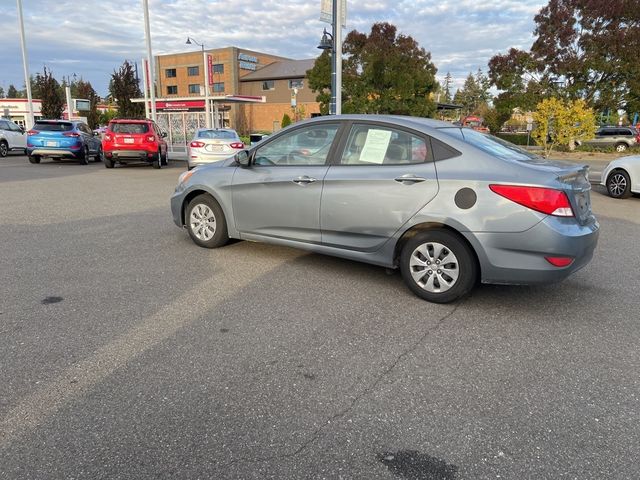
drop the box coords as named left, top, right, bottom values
left=1, top=0, right=547, bottom=97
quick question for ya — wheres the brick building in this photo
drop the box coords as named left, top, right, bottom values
left=153, top=46, right=320, bottom=135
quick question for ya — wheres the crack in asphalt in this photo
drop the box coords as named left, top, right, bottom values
left=220, top=302, right=461, bottom=469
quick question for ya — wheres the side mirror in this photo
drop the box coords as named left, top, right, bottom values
left=236, top=150, right=250, bottom=167
left=161, top=131, right=167, bottom=138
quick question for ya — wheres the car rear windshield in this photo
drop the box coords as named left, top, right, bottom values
left=34, top=122, right=73, bottom=132
left=438, top=127, right=540, bottom=161
left=110, top=123, right=149, bottom=134
left=197, top=130, right=237, bottom=139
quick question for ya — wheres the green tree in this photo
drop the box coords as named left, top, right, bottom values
left=0, top=86, right=4, bottom=99
left=442, top=72, right=453, bottom=103
left=532, top=98, right=597, bottom=156
left=489, top=0, right=640, bottom=113
left=109, top=61, right=143, bottom=118
left=7, top=84, right=20, bottom=98
left=281, top=113, right=292, bottom=128
left=453, top=70, right=491, bottom=116
left=307, top=22, right=437, bottom=116
left=36, top=67, right=65, bottom=119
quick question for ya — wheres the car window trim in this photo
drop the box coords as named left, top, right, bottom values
left=329, top=120, right=434, bottom=166
left=249, top=121, right=344, bottom=168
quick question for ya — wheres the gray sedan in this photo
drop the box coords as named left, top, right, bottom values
left=171, top=115, right=599, bottom=303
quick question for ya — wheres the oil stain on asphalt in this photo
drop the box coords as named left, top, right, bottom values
left=41, top=296, right=64, bottom=305
left=377, top=450, right=458, bottom=480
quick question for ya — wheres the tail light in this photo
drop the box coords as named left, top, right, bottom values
left=489, top=185, right=574, bottom=217
left=190, top=141, right=205, bottom=148
left=27, top=130, right=39, bottom=136
left=230, top=142, right=245, bottom=149
left=104, top=133, right=113, bottom=142
left=545, top=256, right=574, bottom=267
left=145, top=135, right=156, bottom=142
left=63, top=132, right=80, bottom=137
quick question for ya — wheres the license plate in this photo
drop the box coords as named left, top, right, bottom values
left=45, top=141, right=57, bottom=147
left=208, top=145, right=223, bottom=152
left=123, top=138, right=134, bottom=144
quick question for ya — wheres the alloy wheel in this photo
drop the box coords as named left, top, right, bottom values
left=190, top=204, right=217, bottom=241
left=608, top=173, right=627, bottom=197
left=409, top=242, right=460, bottom=293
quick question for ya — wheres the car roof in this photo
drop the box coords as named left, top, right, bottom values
left=292, top=114, right=456, bottom=132
left=197, top=128, right=237, bottom=132
left=110, top=119, right=152, bottom=123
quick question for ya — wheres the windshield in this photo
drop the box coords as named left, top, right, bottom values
left=34, top=122, right=73, bottom=132
left=197, top=130, right=238, bottom=140
left=110, top=123, right=149, bottom=134
left=438, top=127, right=540, bottom=161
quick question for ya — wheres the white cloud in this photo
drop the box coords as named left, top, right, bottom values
left=0, top=0, right=547, bottom=96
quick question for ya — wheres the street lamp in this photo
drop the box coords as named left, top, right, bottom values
left=186, top=37, right=212, bottom=128
left=16, top=0, right=34, bottom=128
left=317, top=28, right=335, bottom=115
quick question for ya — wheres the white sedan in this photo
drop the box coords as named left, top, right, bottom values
left=187, top=128, right=245, bottom=170
left=601, top=156, right=640, bottom=199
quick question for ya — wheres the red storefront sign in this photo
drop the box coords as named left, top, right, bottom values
left=207, top=55, right=213, bottom=85
left=156, top=100, right=205, bottom=111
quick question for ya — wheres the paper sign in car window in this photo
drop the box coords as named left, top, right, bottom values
left=359, top=129, right=392, bottom=164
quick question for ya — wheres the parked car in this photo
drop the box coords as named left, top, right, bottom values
left=601, top=156, right=640, bottom=198
left=102, top=119, right=168, bottom=169
left=187, top=128, right=244, bottom=170
left=27, top=120, right=102, bottom=164
left=0, top=118, right=27, bottom=157
left=170, top=115, right=599, bottom=303
left=582, top=126, right=638, bottom=152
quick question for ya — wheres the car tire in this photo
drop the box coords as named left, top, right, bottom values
left=28, top=155, right=41, bottom=164
left=80, top=146, right=90, bottom=165
left=615, top=143, right=628, bottom=153
left=152, top=153, right=161, bottom=169
left=94, top=145, right=103, bottom=162
left=161, top=150, right=168, bottom=166
left=104, top=156, right=114, bottom=168
left=606, top=169, right=632, bottom=199
left=400, top=229, right=477, bottom=304
left=185, top=194, right=229, bottom=249
left=0, top=141, right=8, bottom=157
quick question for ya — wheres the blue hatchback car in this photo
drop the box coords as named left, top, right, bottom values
left=27, top=119, right=102, bottom=165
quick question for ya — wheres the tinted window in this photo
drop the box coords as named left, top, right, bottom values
left=213, top=64, right=224, bottom=74
left=254, top=124, right=339, bottom=166
left=212, top=82, right=224, bottom=92
left=440, top=127, right=539, bottom=161
left=188, top=84, right=200, bottom=94
left=197, top=130, right=238, bottom=140
left=340, top=124, right=428, bottom=165
left=187, top=66, right=199, bottom=76
left=110, top=123, right=149, bottom=134
left=0, top=120, right=8, bottom=130
left=167, top=86, right=177, bottom=95
left=165, top=68, right=176, bottom=78
left=34, top=122, right=73, bottom=132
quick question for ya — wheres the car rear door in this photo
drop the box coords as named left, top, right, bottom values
left=232, top=122, right=341, bottom=243
left=320, top=122, right=439, bottom=251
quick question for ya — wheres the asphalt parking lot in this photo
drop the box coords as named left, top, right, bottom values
left=1, top=154, right=639, bottom=479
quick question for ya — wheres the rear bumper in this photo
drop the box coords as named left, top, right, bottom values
left=105, top=149, right=156, bottom=162
left=188, top=151, right=234, bottom=167
left=467, top=216, right=600, bottom=285
left=28, top=148, right=82, bottom=158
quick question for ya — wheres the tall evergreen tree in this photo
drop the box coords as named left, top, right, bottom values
left=109, top=61, right=143, bottom=118
left=7, top=84, right=20, bottom=98
left=0, top=86, right=5, bottom=99
left=36, top=67, right=65, bottom=119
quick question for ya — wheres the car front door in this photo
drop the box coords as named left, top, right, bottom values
left=7, top=121, right=26, bottom=149
left=232, top=122, right=341, bottom=243
left=320, top=123, right=439, bottom=250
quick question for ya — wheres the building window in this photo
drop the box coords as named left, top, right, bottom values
left=165, top=68, right=177, bottom=78
left=167, top=85, right=178, bottom=95
left=187, top=66, right=199, bottom=76
left=213, top=64, right=224, bottom=74
left=212, top=82, right=224, bottom=93
left=262, top=80, right=275, bottom=91
left=288, top=79, right=304, bottom=89
left=188, top=84, right=201, bottom=94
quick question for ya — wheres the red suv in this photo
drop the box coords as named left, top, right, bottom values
left=102, top=119, right=168, bottom=169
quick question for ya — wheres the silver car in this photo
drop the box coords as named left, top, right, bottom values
left=171, top=115, right=599, bottom=303
left=188, top=128, right=245, bottom=169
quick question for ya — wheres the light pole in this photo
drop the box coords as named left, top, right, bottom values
left=317, top=0, right=342, bottom=115
left=16, top=0, right=34, bottom=128
left=186, top=37, right=212, bottom=128
left=142, top=0, right=157, bottom=121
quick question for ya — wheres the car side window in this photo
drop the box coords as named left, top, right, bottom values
left=0, top=120, right=8, bottom=130
left=340, top=124, right=428, bottom=165
left=253, top=124, right=339, bottom=166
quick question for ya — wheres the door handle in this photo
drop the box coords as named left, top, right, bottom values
left=394, top=175, right=427, bottom=184
left=292, top=176, right=317, bottom=185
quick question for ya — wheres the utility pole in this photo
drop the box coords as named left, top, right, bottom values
left=17, top=0, right=34, bottom=128
left=142, top=0, right=157, bottom=121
